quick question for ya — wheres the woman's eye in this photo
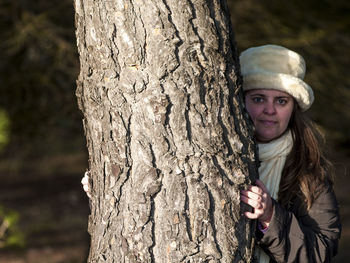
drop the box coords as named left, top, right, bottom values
left=277, top=99, right=287, bottom=105
left=252, top=97, right=263, bottom=103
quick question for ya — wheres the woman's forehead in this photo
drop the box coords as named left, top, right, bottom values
left=246, top=89, right=292, bottom=97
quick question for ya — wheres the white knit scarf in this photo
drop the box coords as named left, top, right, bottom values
left=255, top=130, right=293, bottom=263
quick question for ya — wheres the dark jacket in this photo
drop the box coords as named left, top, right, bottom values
left=256, top=185, right=341, bottom=263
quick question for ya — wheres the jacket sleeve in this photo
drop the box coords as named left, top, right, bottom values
left=257, top=186, right=341, bottom=263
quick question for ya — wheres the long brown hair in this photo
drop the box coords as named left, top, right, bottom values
left=278, top=105, right=334, bottom=210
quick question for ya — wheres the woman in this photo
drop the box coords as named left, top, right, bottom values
left=239, top=45, right=341, bottom=262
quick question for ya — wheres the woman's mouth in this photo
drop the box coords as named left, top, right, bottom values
left=259, top=120, right=277, bottom=126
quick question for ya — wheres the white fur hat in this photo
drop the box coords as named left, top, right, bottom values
left=240, top=44, right=314, bottom=111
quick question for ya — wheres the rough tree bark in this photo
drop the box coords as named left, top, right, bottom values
left=74, top=0, right=258, bottom=262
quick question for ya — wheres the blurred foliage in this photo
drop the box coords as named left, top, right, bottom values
left=0, top=109, right=10, bottom=151
left=0, top=0, right=82, bottom=157
left=228, top=0, right=350, bottom=148
left=0, top=206, right=25, bottom=248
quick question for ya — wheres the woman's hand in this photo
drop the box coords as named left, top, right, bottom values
left=240, top=179, right=273, bottom=228
left=81, top=171, right=91, bottom=198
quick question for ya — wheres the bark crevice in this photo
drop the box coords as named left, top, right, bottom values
left=212, top=156, right=234, bottom=186
left=184, top=174, right=193, bottom=242
left=217, top=87, right=234, bottom=156
left=160, top=0, right=184, bottom=73
left=185, top=94, right=192, bottom=143
left=206, top=186, right=223, bottom=259
left=187, top=0, right=208, bottom=61
left=148, top=198, right=156, bottom=263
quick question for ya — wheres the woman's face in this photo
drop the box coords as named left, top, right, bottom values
left=245, top=89, right=294, bottom=143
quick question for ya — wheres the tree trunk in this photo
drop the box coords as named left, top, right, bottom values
left=74, top=0, right=258, bottom=262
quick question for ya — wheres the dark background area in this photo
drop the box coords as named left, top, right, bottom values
left=0, top=0, right=348, bottom=262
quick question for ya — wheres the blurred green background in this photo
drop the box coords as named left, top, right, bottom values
left=0, top=0, right=348, bottom=262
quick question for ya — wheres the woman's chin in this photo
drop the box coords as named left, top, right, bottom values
left=256, top=131, right=281, bottom=143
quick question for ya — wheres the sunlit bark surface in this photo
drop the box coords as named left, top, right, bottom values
left=75, top=0, right=258, bottom=262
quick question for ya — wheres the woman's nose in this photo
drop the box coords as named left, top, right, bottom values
left=263, top=102, right=276, bottom=115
